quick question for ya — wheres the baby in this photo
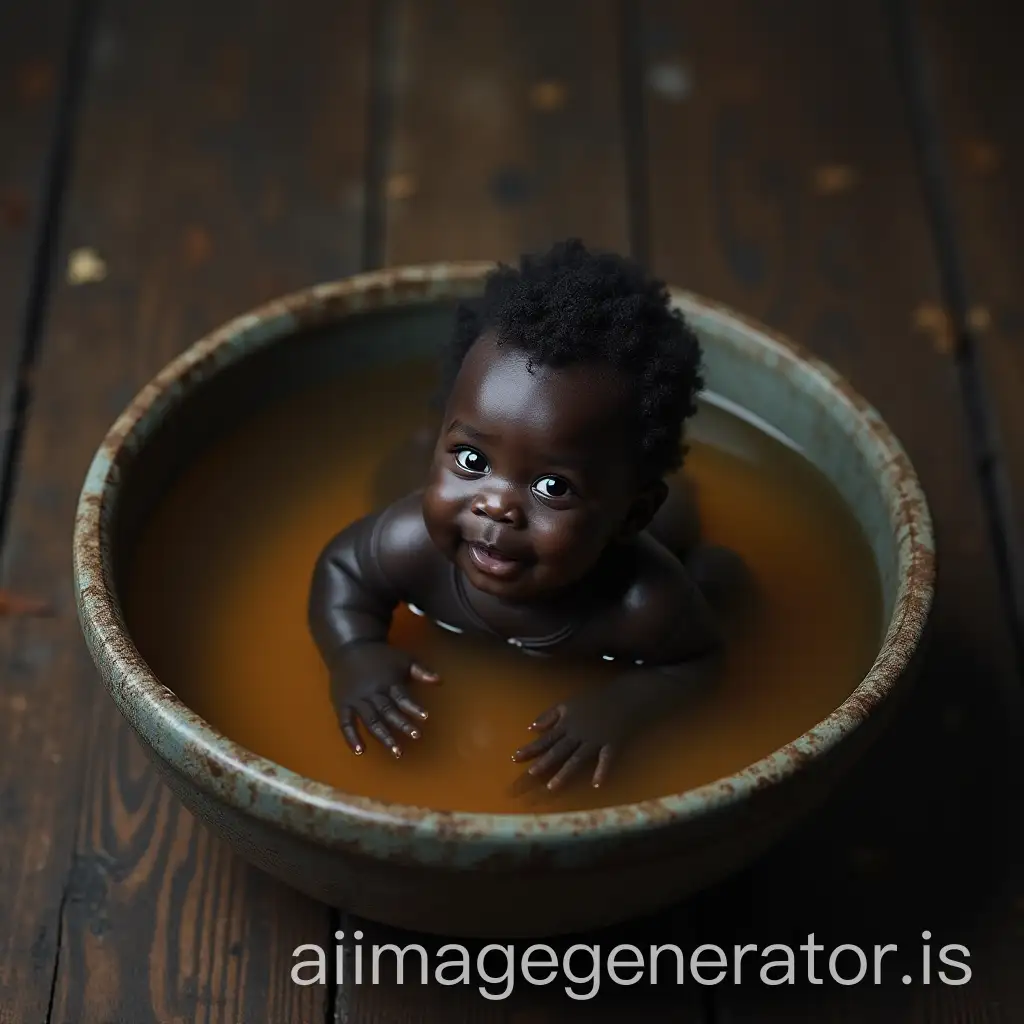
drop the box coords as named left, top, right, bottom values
left=308, top=239, right=750, bottom=792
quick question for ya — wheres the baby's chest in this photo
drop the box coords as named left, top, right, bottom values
left=556, top=613, right=652, bottom=666
left=403, top=596, right=473, bottom=638
left=403, top=589, right=649, bottom=666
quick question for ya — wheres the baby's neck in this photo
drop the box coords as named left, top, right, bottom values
left=452, top=552, right=616, bottom=645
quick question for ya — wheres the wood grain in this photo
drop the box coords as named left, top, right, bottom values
left=0, top=1, right=371, bottom=1020
left=342, top=1, right=705, bottom=1020
left=0, top=6, right=82, bottom=1019
left=919, top=0, right=1024, bottom=650
left=641, top=0, right=1024, bottom=1017
left=381, top=0, right=630, bottom=265
left=0, top=0, right=76, bottom=535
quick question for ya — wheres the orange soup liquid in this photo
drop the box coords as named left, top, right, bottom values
left=124, top=361, right=882, bottom=813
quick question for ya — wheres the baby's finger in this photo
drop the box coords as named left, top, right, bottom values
left=359, top=702, right=403, bottom=757
left=389, top=684, right=428, bottom=720
left=409, top=662, right=441, bottom=685
left=339, top=707, right=365, bottom=755
left=509, top=769, right=547, bottom=797
left=546, top=743, right=597, bottom=791
left=528, top=705, right=563, bottom=731
left=377, top=697, right=421, bottom=739
left=592, top=745, right=615, bottom=787
left=511, top=726, right=564, bottom=763
left=527, top=736, right=580, bottom=778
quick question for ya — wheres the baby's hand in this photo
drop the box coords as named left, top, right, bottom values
left=511, top=689, right=630, bottom=792
left=330, top=641, right=440, bottom=758
left=512, top=655, right=718, bottom=792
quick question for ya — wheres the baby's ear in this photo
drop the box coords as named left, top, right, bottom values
left=619, top=480, right=668, bottom=538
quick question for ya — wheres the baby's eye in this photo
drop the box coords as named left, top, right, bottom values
left=453, top=447, right=489, bottom=474
left=532, top=476, right=572, bottom=499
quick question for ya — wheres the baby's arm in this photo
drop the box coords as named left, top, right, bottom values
left=513, top=538, right=727, bottom=790
left=308, top=493, right=440, bottom=757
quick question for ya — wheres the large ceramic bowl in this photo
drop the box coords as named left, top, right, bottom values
left=73, top=264, right=934, bottom=937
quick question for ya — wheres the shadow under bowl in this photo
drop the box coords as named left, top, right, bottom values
left=72, top=263, right=934, bottom=938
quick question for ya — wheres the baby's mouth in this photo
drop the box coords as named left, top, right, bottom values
left=466, top=542, right=522, bottom=579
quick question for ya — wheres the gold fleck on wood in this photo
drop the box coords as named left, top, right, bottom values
left=813, top=164, right=859, bottom=195
left=963, top=137, right=1001, bottom=174
left=0, top=589, right=53, bottom=617
left=968, top=305, right=992, bottom=332
left=529, top=80, right=567, bottom=111
left=913, top=301, right=955, bottom=355
left=66, top=247, right=108, bottom=285
left=386, top=173, right=418, bottom=201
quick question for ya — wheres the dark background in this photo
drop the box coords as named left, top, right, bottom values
left=1, top=0, right=1023, bottom=1020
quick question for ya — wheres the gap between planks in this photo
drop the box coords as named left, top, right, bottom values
left=885, top=0, right=1024, bottom=679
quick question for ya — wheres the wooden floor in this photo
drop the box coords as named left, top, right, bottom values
left=2, top=0, right=1023, bottom=1020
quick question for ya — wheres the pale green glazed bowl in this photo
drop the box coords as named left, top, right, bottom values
left=72, top=264, right=934, bottom=937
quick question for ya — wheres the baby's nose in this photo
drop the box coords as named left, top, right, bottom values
left=471, top=491, right=523, bottom=526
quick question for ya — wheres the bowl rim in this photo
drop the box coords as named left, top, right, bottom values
left=72, top=262, right=935, bottom=860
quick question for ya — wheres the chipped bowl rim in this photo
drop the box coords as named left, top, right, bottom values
left=72, top=262, right=934, bottom=863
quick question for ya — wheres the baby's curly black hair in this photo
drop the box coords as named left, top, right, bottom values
left=439, top=238, right=704, bottom=479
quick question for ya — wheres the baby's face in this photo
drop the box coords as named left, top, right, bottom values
left=422, top=332, right=659, bottom=602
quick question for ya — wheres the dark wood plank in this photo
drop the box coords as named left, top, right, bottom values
left=0, top=5, right=81, bottom=1018
left=641, top=0, right=1024, bottom=1018
left=341, top=1, right=704, bottom=1021
left=919, top=0, right=1024, bottom=649
left=382, top=0, right=630, bottom=265
left=0, top=0, right=76, bottom=539
left=0, top=2, right=371, bottom=1021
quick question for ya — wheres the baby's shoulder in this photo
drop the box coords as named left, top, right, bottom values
left=369, top=491, right=445, bottom=590
left=591, top=535, right=718, bottom=663
left=617, top=533, right=699, bottom=624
